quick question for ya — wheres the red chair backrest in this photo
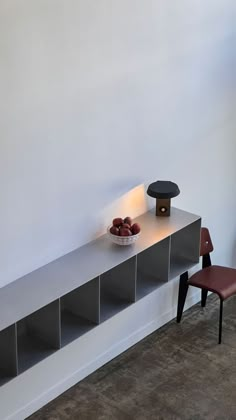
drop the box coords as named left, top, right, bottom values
left=200, top=227, right=214, bottom=257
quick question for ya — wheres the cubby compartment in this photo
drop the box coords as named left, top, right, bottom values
left=169, top=219, right=201, bottom=279
left=0, top=325, right=17, bottom=385
left=136, top=238, right=170, bottom=300
left=100, top=257, right=136, bottom=322
left=60, top=277, right=99, bottom=347
left=17, top=300, right=60, bottom=374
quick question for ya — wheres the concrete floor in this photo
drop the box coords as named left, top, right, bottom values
left=29, top=295, right=236, bottom=420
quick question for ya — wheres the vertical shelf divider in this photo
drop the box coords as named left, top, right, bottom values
left=100, top=257, right=136, bottom=322
left=136, top=238, right=170, bottom=300
left=60, top=277, right=100, bottom=347
left=169, top=219, right=201, bottom=279
left=16, top=300, right=61, bottom=375
left=0, top=324, right=18, bottom=380
left=62, top=278, right=100, bottom=325
left=25, top=300, right=61, bottom=350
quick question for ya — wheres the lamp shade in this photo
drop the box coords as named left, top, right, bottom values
left=147, top=181, right=180, bottom=199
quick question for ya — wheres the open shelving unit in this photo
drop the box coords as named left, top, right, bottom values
left=0, top=207, right=201, bottom=419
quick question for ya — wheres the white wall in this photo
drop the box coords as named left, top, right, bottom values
left=0, top=0, right=236, bottom=288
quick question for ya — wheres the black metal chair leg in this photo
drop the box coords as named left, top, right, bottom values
left=177, top=271, right=189, bottom=323
left=201, top=289, right=208, bottom=307
left=202, top=254, right=211, bottom=269
left=219, top=299, right=223, bottom=344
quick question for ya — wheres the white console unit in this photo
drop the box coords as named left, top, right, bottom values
left=0, top=207, right=201, bottom=419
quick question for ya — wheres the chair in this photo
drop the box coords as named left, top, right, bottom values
left=176, top=227, right=236, bottom=344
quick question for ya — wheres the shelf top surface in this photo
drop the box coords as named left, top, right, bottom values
left=0, top=207, right=200, bottom=331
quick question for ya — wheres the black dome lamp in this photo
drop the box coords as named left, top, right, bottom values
left=147, top=180, right=180, bottom=217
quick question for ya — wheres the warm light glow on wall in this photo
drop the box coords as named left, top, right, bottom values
left=113, top=184, right=148, bottom=218
left=97, top=184, right=149, bottom=237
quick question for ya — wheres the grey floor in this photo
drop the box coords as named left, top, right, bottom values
left=28, top=295, right=236, bottom=420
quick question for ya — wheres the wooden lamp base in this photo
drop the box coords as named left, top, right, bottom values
left=156, top=198, right=171, bottom=217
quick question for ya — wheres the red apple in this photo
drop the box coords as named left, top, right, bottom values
left=110, top=226, right=119, bottom=236
left=131, top=223, right=141, bottom=235
left=124, top=216, right=132, bottom=227
left=120, top=227, right=132, bottom=237
left=122, top=223, right=131, bottom=229
left=113, top=217, right=123, bottom=227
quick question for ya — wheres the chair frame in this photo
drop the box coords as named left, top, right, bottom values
left=176, top=235, right=224, bottom=344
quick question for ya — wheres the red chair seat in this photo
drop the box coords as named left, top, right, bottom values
left=189, top=265, right=236, bottom=300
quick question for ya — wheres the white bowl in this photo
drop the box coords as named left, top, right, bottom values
left=107, top=226, right=141, bottom=246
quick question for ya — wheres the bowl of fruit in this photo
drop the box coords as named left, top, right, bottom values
left=108, top=217, right=141, bottom=246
